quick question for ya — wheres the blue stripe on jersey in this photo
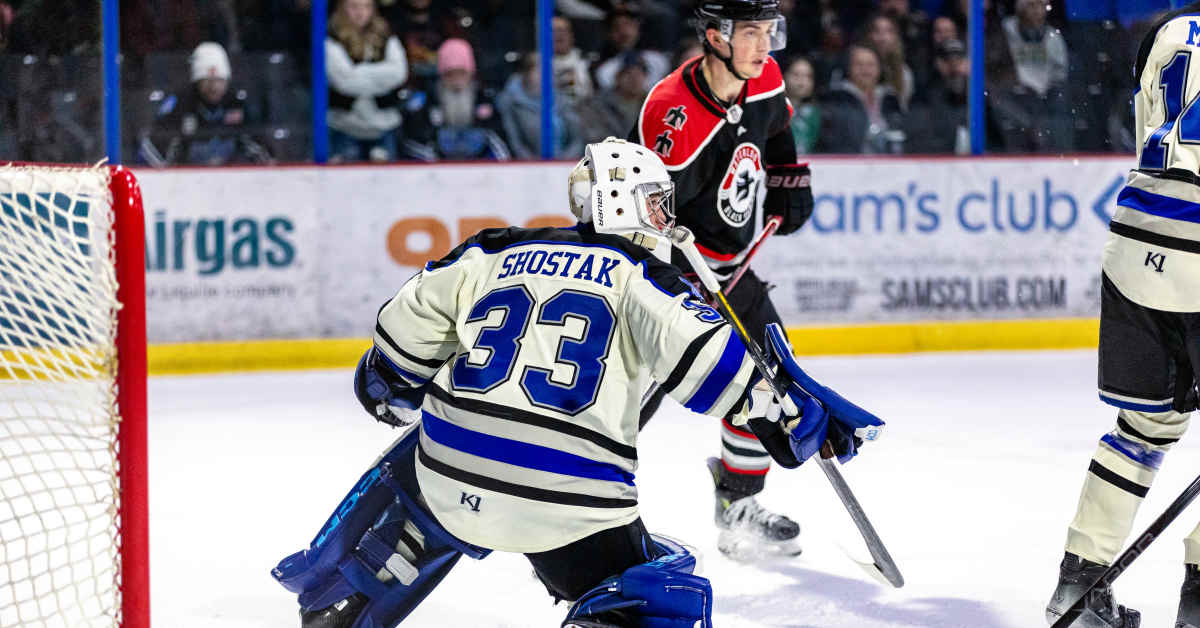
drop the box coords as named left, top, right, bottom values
left=421, top=410, right=636, bottom=486
left=1098, top=391, right=1174, bottom=413
left=684, top=331, right=747, bottom=414
left=1117, top=185, right=1200, bottom=224
left=1101, top=433, right=1165, bottom=470
left=424, top=239, right=682, bottom=299
left=375, top=345, right=429, bottom=386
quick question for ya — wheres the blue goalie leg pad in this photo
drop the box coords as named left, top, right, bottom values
left=563, top=535, right=713, bottom=628
left=271, top=427, right=489, bottom=627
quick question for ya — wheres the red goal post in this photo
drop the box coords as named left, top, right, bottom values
left=0, top=163, right=148, bottom=627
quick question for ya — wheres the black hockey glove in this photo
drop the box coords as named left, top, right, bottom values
left=353, top=348, right=426, bottom=428
left=765, top=163, right=813, bottom=236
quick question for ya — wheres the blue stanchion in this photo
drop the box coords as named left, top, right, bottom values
left=102, top=0, right=121, bottom=164
left=968, top=0, right=985, bottom=155
left=312, top=0, right=330, bottom=164
left=538, top=0, right=555, bottom=160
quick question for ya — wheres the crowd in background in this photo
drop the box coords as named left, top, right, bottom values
left=0, top=0, right=1182, bottom=165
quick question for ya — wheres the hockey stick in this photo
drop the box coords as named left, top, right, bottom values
left=724, top=215, right=782, bottom=294
left=668, top=226, right=904, bottom=589
left=1050, top=472, right=1200, bottom=628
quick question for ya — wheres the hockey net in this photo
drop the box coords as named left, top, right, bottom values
left=0, top=164, right=148, bottom=627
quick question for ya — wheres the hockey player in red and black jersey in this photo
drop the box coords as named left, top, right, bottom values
left=630, top=0, right=814, bottom=559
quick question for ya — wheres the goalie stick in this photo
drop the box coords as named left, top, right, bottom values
left=668, top=226, right=904, bottom=589
left=1050, top=471, right=1200, bottom=628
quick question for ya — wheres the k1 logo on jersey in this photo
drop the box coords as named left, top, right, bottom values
left=717, top=143, right=765, bottom=228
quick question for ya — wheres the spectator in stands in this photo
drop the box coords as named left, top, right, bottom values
left=862, top=14, right=914, bottom=110
left=593, top=8, right=669, bottom=92
left=578, top=52, right=647, bottom=144
left=784, top=57, right=821, bottom=155
left=400, top=38, right=510, bottom=161
left=496, top=52, right=583, bottom=159
left=326, top=0, right=409, bottom=163
left=6, top=0, right=100, bottom=55
left=903, top=38, right=970, bottom=154
left=0, top=1, right=11, bottom=52
left=1002, top=0, right=1068, bottom=99
left=553, top=15, right=594, bottom=101
left=389, top=0, right=441, bottom=87
left=988, top=0, right=1072, bottom=151
left=879, top=0, right=933, bottom=91
left=139, top=42, right=273, bottom=166
left=816, top=45, right=903, bottom=154
left=931, top=15, right=958, bottom=50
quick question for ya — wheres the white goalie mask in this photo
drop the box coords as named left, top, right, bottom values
left=568, top=138, right=675, bottom=241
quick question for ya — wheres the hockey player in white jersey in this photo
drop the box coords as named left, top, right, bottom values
left=270, top=138, right=882, bottom=628
left=1046, top=4, right=1200, bottom=627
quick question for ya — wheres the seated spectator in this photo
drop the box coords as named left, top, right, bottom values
left=578, top=52, right=647, bottom=144
left=593, top=8, right=669, bottom=92
left=326, top=0, right=409, bottom=163
left=879, top=0, right=933, bottom=90
left=388, top=0, right=441, bottom=86
left=400, top=38, right=510, bottom=161
left=862, top=13, right=914, bottom=109
left=552, top=15, right=594, bottom=101
left=784, top=57, right=821, bottom=155
left=816, top=45, right=904, bottom=154
left=139, top=42, right=272, bottom=166
left=496, top=52, right=583, bottom=159
left=1002, top=0, right=1068, bottom=99
left=931, top=15, right=959, bottom=50
left=988, top=0, right=1072, bottom=151
left=903, top=39, right=970, bottom=154
left=0, top=1, right=11, bottom=52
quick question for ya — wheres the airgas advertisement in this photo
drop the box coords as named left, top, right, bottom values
left=134, top=157, right=1127, bottom=343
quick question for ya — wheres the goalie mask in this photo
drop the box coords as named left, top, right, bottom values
left=568, top=138, right=675, bottom=239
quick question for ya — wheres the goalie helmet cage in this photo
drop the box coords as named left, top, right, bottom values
left=0, top=163, right=148, bottom=627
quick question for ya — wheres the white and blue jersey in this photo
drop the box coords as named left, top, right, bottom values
left=1106, top=2, right=1200, bottom=312
left=371, top=225, right=758, bottom=553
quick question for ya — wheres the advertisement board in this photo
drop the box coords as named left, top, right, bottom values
left=135, top=156, right=1130, bottom=343
left=758, top=156, right=1130, bottom=324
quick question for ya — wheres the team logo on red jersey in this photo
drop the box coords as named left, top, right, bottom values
left=663, top=106, right=687, bottom=130
left=717, top=143, right=764, bottom=228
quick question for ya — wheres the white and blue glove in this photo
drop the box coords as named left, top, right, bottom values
left=744, top=323, right=884, bottom=467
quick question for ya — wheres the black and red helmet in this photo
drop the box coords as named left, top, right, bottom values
left=695, top=0, right=783, bottom=24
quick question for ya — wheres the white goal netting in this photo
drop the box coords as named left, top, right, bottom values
left=0, top=165, right=125, bottom=627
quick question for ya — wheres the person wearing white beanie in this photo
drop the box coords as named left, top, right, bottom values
left=190, top=42, right=233, bottom=108
left=138, top=41, right=272, bottom=166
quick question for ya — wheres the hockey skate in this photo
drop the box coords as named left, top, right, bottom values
left=1045, top=553, right=1140, bottom=627
left=1176, top=564, right=1200, bottom=628
left=706, top=457, right=801, bottom=561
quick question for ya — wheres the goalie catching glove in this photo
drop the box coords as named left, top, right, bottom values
left=764, top=163, right=813, bottom=236
left=738, top=323, right=884, bottom=468
left=353, top=347, right=427, bottom=428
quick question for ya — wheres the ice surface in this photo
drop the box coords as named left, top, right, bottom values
left=149, top=349, right=1200, bottom=627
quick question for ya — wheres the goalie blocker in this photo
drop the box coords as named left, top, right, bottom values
left=744, top=323, right=885, bottom=469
